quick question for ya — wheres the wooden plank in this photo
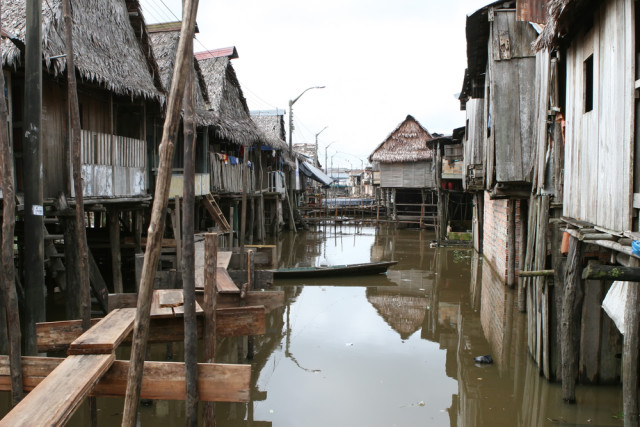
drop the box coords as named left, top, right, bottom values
left=172, top=300, right=203, bottom=317
left=0, top=356, right=250, bottom=403
left=0, top=354, right=114, bottom=427
left=158, top=289, right=184, bottom=307
left=36, top=306, right=266, bottom=352
left=217, top=251, right=232, bottom=268
left=150, top=290, right=173, bottom=318
left=68, top=308, right=136, bottom=355
left=216, top=267, right=240, bottom=294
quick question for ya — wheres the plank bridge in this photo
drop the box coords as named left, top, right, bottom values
left=0, top=247, right=284, bottom=426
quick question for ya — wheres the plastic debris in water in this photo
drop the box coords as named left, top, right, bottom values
left=474, top=354, right=493, bottom=364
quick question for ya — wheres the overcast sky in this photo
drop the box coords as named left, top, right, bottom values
left=139, top=0, right=491, bottom=169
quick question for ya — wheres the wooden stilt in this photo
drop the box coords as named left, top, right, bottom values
left=122, top=2, right=199, bottom=424
left=561, top=233, right=583, bottom=403
left=507, top=200, right=516, bottom=288
left=182, top=50, right=198, bottom=427
left=109, top=210, right=123, bottom=294
left=0, top=4, right=23, bottom=402
left=517, top=199, right=528, bottom=311
left=624, top=257, right=640, bottom=427
left=203, top=233, right=218, bottom=425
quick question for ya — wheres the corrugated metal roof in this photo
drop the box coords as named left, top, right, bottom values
left=195, top=47, right=239, bottom=60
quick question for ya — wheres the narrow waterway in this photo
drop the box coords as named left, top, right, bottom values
left=0, top=223, right=625, bottom=426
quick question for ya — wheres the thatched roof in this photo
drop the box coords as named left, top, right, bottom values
left=533, top=0, right=596, bottom=51
left=197, top=53, right=263, bottom=146
left=2, top=0, right=162, bottom=100
left=251, top=110, right=288, bottom=151
left=147, top=26, right=211, bottom=126
left=368, top=115, right=433, bottom=163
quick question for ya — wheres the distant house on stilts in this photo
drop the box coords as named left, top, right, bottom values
left=368, top=115, right=438, bottom=228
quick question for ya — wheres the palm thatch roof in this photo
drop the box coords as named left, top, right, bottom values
left=251, top=110, right=288, bottom=151
left=147, top=25, right=211, bottom=126
left=368, top=115, right=433, bottom=163
left=197, top=53, right=263, bottom=146
left=2, top=0, right=162, bottom=100
left=533, top=0, right=596, bottom=51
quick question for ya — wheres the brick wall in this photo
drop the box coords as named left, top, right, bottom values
left=482, top=191, right=521, bottom=284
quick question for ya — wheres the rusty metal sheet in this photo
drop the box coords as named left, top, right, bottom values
left=517, top=0, right=549, bottom=24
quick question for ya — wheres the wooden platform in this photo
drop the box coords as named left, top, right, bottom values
left=0, top=354, right=114, bottom=426
left=0, top=356, right=251, bottom=403
left=150, top=289, right=204, bottom=318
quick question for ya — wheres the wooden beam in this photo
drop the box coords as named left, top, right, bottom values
left=582, top=263, right=640, bottom=282
left=36, top=307, right=266, bottom=353
left=518, top=270, right=555, bottom=277
left=108, top=210, right=123, bottom=294
left=0, top=354, right=114, bottom=427
left=0, top=356, right=250, bottom=403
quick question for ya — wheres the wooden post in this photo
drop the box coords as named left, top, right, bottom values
left=560, top=233, right=583, bottom=403
left=182, top=42, right=198, bottom=426
left=62, top=0, right=91, bottom=332
left=517, top=198, right=529, bottom=311
left=624, top=257, right=640, bottom=427
left=507, top=200, right=516, bottom=288
left=240, top=148, right=248, bottom=263
left=228, top=205, right=234, bottom=249
left=122, top=2, right=199, bottom=425
left=62, top=1, right=95, bottom=423
left=134, top=210, right=143, bottom=254
left=0, top=3, right=23, bottom=403
left=202, top=233, right=218, bottom=425
left=23, top=0, right=45, bottom=357
left=109, top=210, right=123, bottom=294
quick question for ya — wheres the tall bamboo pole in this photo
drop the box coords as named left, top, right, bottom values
left=62, top=1, right=96, bottom=423
left=62, top=0, right=91, bottom=332
left=122, top=2, right=199, bottom=425
left=0, top=3, right=23, bottom=405
left=182, top=28, right=198, bottom=426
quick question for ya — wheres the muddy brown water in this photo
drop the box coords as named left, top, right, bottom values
left=0, top=223, right=624, bottom=426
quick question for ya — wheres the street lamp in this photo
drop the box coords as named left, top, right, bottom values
left=314, top=126, right=328, bottom=167
left=287, top=85, right=325, bottom=231
left=325, top=141, right=337, bottom=174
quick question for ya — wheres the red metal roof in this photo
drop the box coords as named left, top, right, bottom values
left=194, top=47, right=239, bottom=60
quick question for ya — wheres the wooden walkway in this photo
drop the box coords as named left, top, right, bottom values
left=0, top=309, right=136, bottom=426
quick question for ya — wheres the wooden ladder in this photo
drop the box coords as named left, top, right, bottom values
left=203, top=193, right=231, bottom=232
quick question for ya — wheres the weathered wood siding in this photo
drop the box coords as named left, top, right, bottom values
left=463, top=98, right=485, bottom=190
left=379, top=161, right=434, bottom=188
left=563, top=0, right=634, bottom=231
left=42, top=83, right=68, bottom=199
left=488, top=9, right=537, bottom=184
left=75, top=130, right=147, bottom=198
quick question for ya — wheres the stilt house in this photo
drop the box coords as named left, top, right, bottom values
left=368, top=115, right=437, bottom=228
left=428, top=127, right=473, bottom=243
left=517, top=0, right=637, bottom=394
left=1, top=0, right=164, bottom=316
left=460, top=1, right=539, bottom=282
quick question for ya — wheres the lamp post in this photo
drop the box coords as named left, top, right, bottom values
left=325, top=141, right=337, bottom=175
left=288, top=85, right=325, bottom=231
left=314, top=126, right=328, bottom=167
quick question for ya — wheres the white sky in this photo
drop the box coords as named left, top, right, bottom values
left=139, top=0, right=491, bottom=169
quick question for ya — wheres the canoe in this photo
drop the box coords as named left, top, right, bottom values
left=268, top=261, right=397, bottom=279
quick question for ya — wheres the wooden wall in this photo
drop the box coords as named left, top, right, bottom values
left=42, top=82, right=68, bottom=199
left=379, top=161, right=434, bottom=188
left=488, top=9, right=537, bottom=185
left=463, top=98, right=485, bottom=190
left=563, top=0, right=634, bottom=232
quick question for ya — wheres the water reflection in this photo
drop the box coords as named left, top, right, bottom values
left=0, top=224, right=624, bottom=426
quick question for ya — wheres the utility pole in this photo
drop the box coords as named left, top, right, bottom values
left=314, top=126, right=327, bottom=167
left=23, top=0, right=44, bottom=355
left=288, top=85, right=324, bottom=231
